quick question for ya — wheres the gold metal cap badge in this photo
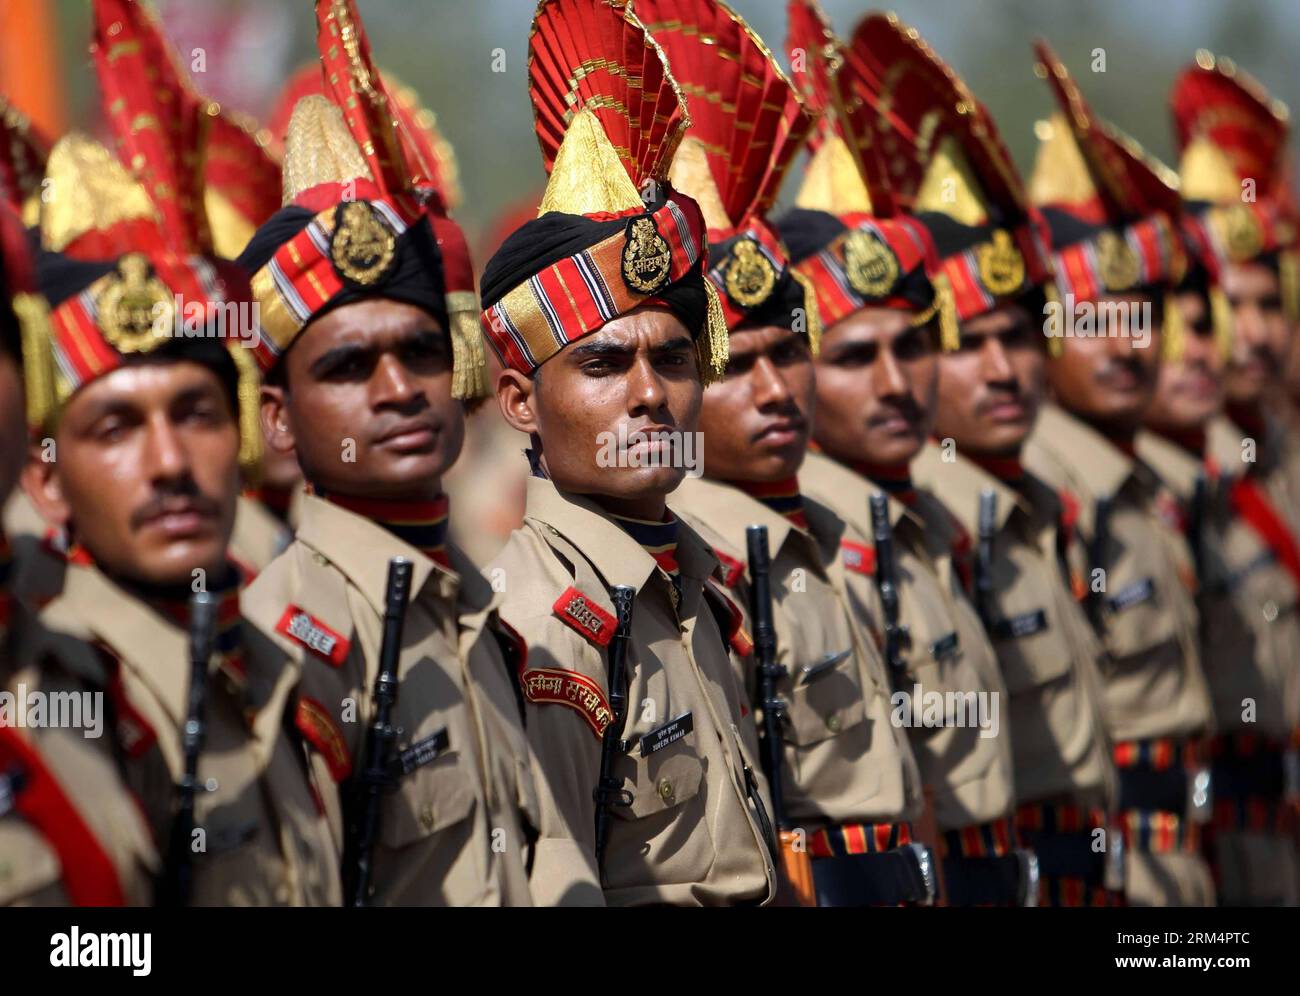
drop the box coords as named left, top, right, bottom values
left=843, top=229, right=900, bottom=298
left=723, top=238, right=777, bottom=308
left=96, top=253, right=173, bottom=353
left=330, top=200, right=398, bottom=285
left=1096, top=230, right=1141, bottom=292
left=621, top=215, right=673, bottom=294
left=1221, top=202, right=1263, bottom=262
left=977, top=230, right=1026, bottom=297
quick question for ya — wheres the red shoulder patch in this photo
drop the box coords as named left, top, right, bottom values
left=519, top=666, right=613, bottom=738
left=1057, top=487, right=1081, bottom=535
left=840, top=539, right=876, bottom=576
left=712, top=548, right=745, bottom=588
left=294, top=696, right=352, bottom=782
left=552, top=586, right=616, bottom=647
left=275, top=605, right=350, bottom=667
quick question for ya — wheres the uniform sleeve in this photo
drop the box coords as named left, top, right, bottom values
left=500, top=609, right=608, bottom=907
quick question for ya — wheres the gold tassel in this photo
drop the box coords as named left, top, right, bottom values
left=1280, top=249, right=1300, bottom=325
left=228, top=342, right=263, bottom=484
left=932, top=273, right=960, bottom=352
left=1043, top=281, right=1063, bottom=358
left=790, top=269, right=822, bottom=358
left=13, top=292, right=57, bottom=431
left=446, top=290, right=489, bottom=402
left=1210, top=286, right=1234, bottom=363
left=698, top=281, right=730, bottom=386
left=1161, top=291, right=1184, bottom=363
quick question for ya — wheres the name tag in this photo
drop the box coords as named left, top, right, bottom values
left=1108, top=577, right=1155, bottom=613
left=992, top=609, right=1048, bottom=640
left=396, top=728, right=450, bottom=776
left=640, top=713, right=693, bottom=757
left=799, top=648, right=851, bottom=684
left=208, top=820, right=259, bottom=855
left=929, top=631, right=959, bottom=660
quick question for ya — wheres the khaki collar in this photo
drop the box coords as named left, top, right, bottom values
left=799, top=449, right=920, bottom=531
left=54, top=564, right=271, bottom=731
left=296, top=493, right=461, bottom=616
left=1135, top=430, right=1203, bottom=500
left=912, top=441, right=1028, bottom=537
left=524, top=475, right=717, bottom=592
left=1034, top=403, right=1135, bottom=498
left=671, top=474, right=842, bottom=568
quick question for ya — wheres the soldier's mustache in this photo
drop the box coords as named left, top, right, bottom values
left=130, top=488, right=221, bottom=529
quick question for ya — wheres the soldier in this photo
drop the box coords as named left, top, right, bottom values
left=643, top=0, right=928, bottom=907
left=237, top=0, right=538, bottom=906
left=1169, top=55, right=1300, bottom=539
left=478, top=0, right=776, bottom=907
left=14, top=0, right=340, bottom=906
left=1139, top=55, right=1300, bottom=906
left=1023, top=46, right=1216, bottom=907
left=901, top=40, right=1125, bottom=907
left=1138, top=233, right=1300, bottom=905
left=0, top=197, right=157, bottom=907
left=775, top=8, right=1026, bottom=905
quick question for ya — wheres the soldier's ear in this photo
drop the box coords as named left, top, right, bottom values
left=20, top=440, right=71, bottom=531
left=496, top=367, right=539, bottom=436
left=260, top=384, right=296, bottom=456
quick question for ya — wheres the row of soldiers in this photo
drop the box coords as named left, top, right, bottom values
left=1, top=0, right=1298, bottom=907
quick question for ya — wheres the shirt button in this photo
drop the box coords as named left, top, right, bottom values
left=420, top=806, right=436, bottom=831
left=657, top=778, right=674, bottom=803
left=826, top=714, right=842, bottom=733
left=312, top=552, right=329, bottom=566
left=1263, top=600, right=1279, bottom=623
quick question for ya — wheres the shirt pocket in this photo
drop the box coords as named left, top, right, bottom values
left=1099, top=572, right=1178, bottom=662
left=783, top=648, right=869, bottom=747
left=990, top=605, right=1073, bottom=694
left=380, top=747, right=476, bottom=849
left=612, top=727, right=705, bottom=820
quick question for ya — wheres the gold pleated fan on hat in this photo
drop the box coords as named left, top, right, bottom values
left=527, top=0, right=729, bottom=381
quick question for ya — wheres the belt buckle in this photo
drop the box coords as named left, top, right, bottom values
left=906, top=842, right=937, bottom=906
left=1104, top=821, right=1125, bottom=891
left=1016, top=848, right=1039, bottom=907
left=1188, top=764, right=1213, bottom=824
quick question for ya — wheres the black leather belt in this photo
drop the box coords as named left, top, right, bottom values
left=811, top=845, right=935, bottom=906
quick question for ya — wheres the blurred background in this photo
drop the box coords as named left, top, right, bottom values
left=4, top=0, right=1297, bottom=256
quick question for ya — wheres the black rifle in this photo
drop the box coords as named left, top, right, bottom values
left=1187, top=474, right=1208, bottom=584
left=746, top=525, right=787, bottom=829
left=345, top=556, right=413, bottom=907
left=974, top=489, right=998, bottom=631
left=869, top=492, right=908, bottom=690
left=1087, top=496, right=1114, bottom=628
left=593, top=585, right=636, bottom=881
left=160, top=589, right=216, bottom=907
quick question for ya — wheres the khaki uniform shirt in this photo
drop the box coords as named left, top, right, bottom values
left=242, top=494, right=538, bottom=907
left=912, top=443, right=1115, bottom=813
left=33, top=563, right=341, bottom=906
left=489, top=476, right=777, bottom=907
left=1, top=601, right=157, bottom=906
left=1024, top=405, right=1213, bottom=743
left=1144, top=428, right=1300, bottom=737
left=229, top=495, right=292, bottom=578
left=799, top=451, right=1016, bottom=831
left=671, top=475, right=922, bottom=829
